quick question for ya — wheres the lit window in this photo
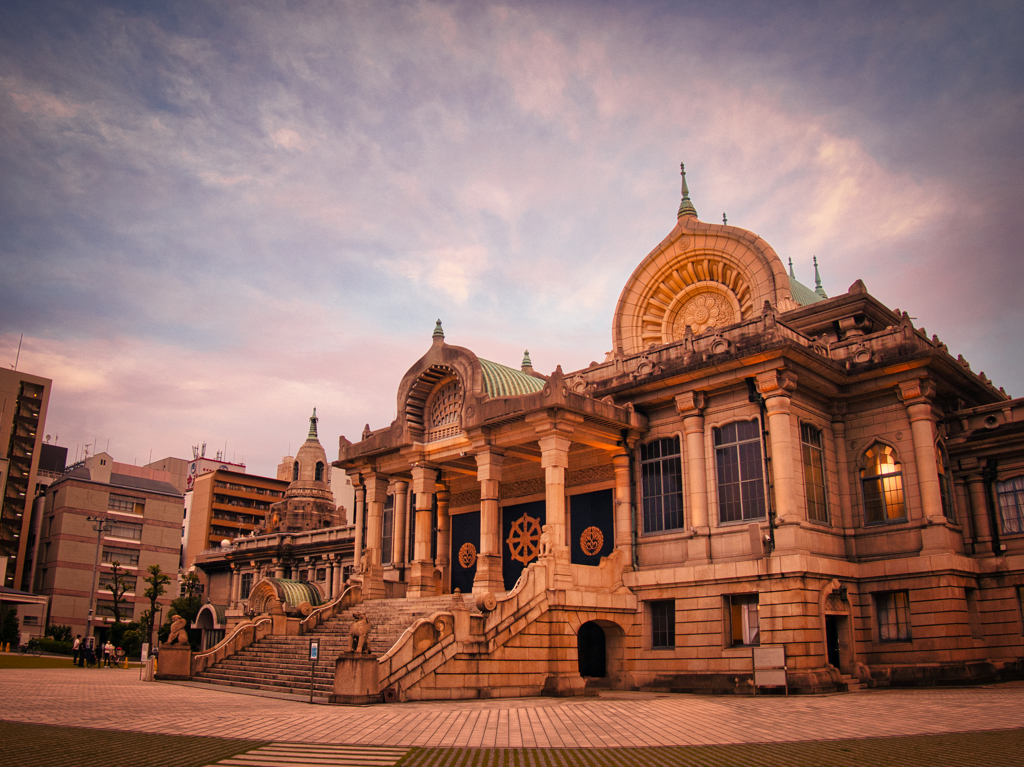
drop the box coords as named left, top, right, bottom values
left=108, top=494, right=144, bottom=514
left=996, top=477, right=1024, bottom=534
left=650, top=600, right=675, bottom=648
left=861, top=444, right=905, bottom=524
left=729, top=594, right=760, bottom=646
left=715, top=420, right=765, bottom=523
left=876, top=591, right=911, bottom=641
left=640, top=437, right=684, bottom=533
left=801, top=423, right=829, bottom=524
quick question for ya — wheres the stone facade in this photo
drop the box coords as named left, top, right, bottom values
left=199, top=170, right=1024, bottom=698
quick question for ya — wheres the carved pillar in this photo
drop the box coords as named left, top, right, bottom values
left=229, top=563, right=239, bottom=608
left=273, top=557, right=285, bottom=579
left=676, top=391, right=711, bottom=562
left=436, top=486, right=451, bottom=592
left=539, top=430, right=573, bottom=590
left=474, top=450, right=505, bottom=593
left=350, top=476, right=366, bottom=575
left=362, top=474, right=389, bottom=599
left=897, top=379, right=945, bottom=521
left=611, top=452, right=632, bottom=554
left=409, top=464, right=439, bottom=598
left=756, top=369, right=800, bottom=524
left=392, top=480, right=409, bottom=570
left=967, top=474, right=993, bottom=550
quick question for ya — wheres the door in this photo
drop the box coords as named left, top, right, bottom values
left=825, top=615, right=840, bottom=668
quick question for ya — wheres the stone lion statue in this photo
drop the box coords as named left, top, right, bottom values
left=539, top=524, right=553, bottom=558
left=349, top=613, right=371, bottom=653
left=168, top=614, right=189, bottom=645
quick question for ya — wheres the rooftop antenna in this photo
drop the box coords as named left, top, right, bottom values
left=13, top=333, right=23, bottom=371
left=723, top=212, right=727, bottom=225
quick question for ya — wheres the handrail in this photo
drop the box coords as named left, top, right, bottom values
left=193, top=616, right=272, bottom=661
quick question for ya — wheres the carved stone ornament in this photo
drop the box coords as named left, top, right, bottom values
left=672, top=289, right=736, bottom=337
left=506, top=512, right=542, bottom=565
left=675, top=391, right=708, bottom=415
left=458, top=542, right=477, bottom=569
left=580, top=526, right=604, bottom=556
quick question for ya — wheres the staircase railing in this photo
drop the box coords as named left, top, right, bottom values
left=190, top=616, right=273, bottom=677
left=300, top=584, right=362, bottom=635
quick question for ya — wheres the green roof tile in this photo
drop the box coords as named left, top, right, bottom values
left=479, top=359, right=545, bottom=397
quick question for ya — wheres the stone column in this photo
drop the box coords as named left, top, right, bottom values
left=474, top=450, right=505, bottom=593
left=408, top=464, right=439, bottom=598
left=436, top=486, right=451, bottom=592
left=539, top=431, right=573, bottom=590
left=272, top=557, right=285, bottom=579
left=362, top=474, right=389, bottom=599
left=897, top=378, right=945, bottom=521
left=350, top=476, right=366, bottom=575
left=756, top=370, right=800, bottom=524
left=676, top=391, right=711, bottom=562
left=611, top=452, right=632, bottom=554
left=392, top=480, right=409, bottom=570
left=829, top=403, right=853, bottom=530
left=228, top=563, right=239, bottom=608
left=967, top=474, right=993, bottom=551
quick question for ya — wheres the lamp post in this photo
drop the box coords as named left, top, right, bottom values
left=85, top=515, right=108, bottom=644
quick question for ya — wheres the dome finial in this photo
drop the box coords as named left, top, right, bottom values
left=433, top=319, right=445, bottom=339
left=522, top=350, right=533, bottom=371
left=813, top=256, right=827, bottom=298
left=677, top=162, right=698, bottom=218
left=308, top=407, right=319, bottom=439
left=788, top=257, right=796, bottom=279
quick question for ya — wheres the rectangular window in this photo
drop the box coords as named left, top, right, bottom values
left=715, top=421, right=766, bottom=523
left=108, top=494, right=144, bottom=514
left=801, top=423, right=829, bottom=524
left=101, top=546, right=139, bottom=566
left=996, top=477, right=1024, bottom=534
left=729, top=594, right=760, bottom=646
left=650, top=600, right=675, bottom=649
left=316, top=568, right=327, bottom=581
left=381, top=495, right=394, bottom=565
left=640, top=438, right=684, bottom=533
left=876, top=591, right=912, bottom=641
left=240, top=572, right=253, bottom=599
left=95, top=600, right=118, bottom=618
left=23, top=615, right=38, bottom=626
left=99, top=572, right=137, bottom=592
left=106, top=521, right=143, bottom=540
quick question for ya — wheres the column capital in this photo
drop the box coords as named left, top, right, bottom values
left=390, top=479, right=409, bottom=493
left=538, top=432, right=572, bottom=469
left=411, top=464, right=440, bottom=495
left=755, top=368, right=798, bottom=399
left=896, top=377, right=937, bottom=406
left=474, top=450, right=505, bottom=482
left=828, top=400, right=848, bottom=421
left=675, top=390, right=707, bottom=415
left=363, top=473, right=390, bottom=502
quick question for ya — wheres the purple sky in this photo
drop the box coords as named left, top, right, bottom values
left=2, top=1, right=1022, bottom=477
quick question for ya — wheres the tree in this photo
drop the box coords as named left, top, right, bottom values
left=181, top=571, right=201, bottom=611
left=106, top=561, right=132, bottom=624
left=45, top=623, right=73, bottom=643
left=142, top=564, right=170, bottom=649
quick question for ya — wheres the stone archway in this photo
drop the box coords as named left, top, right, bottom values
left=577, top=621, right=607, bottom=678
left=819, top=578, right=856, bottom=675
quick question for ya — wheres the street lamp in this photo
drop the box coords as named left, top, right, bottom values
left=86, top=515, right=108, bottom=644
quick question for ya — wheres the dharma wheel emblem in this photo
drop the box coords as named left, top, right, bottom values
left=506, top=513, right=542, bottom=564
left=580, top=526, right=604, bottom=556
left=458, top=542, right=477, bottom=569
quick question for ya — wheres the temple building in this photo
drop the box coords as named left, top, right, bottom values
left=191, top=167, right=1024, bottom=699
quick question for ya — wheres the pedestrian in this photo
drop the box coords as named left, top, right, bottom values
left=103, top=639, right=114, bottom=667
left=72, top=635, right=81, bottom=665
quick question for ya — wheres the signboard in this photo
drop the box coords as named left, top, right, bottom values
left=309, top=638, right=319, bottom=662
left=752, top=645, right=788, bottom=695
left=140, top=643, right=149, bottom=664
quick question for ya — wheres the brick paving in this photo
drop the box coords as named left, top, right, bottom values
left=1, top=668, right=1023, bottom=750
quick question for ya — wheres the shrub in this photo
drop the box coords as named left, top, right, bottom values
left=36, top=637, right=73, bottom=655
left=45, top=624, right=73, bottom=643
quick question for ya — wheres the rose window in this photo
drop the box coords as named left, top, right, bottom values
left=672, top=291, right=735, bottom=336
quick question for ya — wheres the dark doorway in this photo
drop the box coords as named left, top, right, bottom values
left=578, top=621, right=606, bottom=678
left=825, top=615, right=840, bottom=668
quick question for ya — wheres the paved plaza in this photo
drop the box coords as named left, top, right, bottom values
left=2, top=668, right=1024, bottom=765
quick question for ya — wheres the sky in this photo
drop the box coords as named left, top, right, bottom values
left=2, top=0, right=1022, bottom=477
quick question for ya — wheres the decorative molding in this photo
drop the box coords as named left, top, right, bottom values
left=450, top=489, right=481, bottom=508
left=567, top=465, right=615, bottom=487
left=675, top=390, right=707, bottom=416
left=500, top=478, right=546, bottom=499
left=755, top=368, right=798, bottom=398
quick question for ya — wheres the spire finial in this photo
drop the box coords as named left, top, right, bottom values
left=788, top=257, right=795, bottom=278
left=522, top=350, right=533, bottom=370
left=813, top=256, right=827, bottom=298
left=308, top=408, right=319, bottom=439
left=722, top=212, right=727, bottom=225
left=677, top=162, right=698, bottom=218
left=433, top=319, right=444, bottom=338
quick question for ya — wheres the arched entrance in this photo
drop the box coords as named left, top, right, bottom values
left=577, top=621, right=606, bottom=678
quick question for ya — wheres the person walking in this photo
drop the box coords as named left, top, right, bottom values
left=72, top=635, right=81, bottom=666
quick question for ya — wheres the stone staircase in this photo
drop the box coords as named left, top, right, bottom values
left=192, top=594, right=475, bottom=697
left=838, top=673, right=866, bottom=692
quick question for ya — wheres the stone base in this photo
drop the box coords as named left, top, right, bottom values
left=154, top=643, right=192, bottom=680
left=331, top=652, right=381, bottom=705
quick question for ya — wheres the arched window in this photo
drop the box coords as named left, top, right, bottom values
left=715, top=420, right=765, bottom=523
left=861, top=444, right=905, bottom=524
left=996, top=477, right=1024, bottom=534
left=292, top=461, right=299, bottom=482
left=801, top=423, right=829, bottom=524
left=936, top=444, right=955, bottom=522
left=315, top=461, right=324, bottom=482
left=640, top=437, right=684, bottom=533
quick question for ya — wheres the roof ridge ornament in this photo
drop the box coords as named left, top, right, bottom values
left=788, top=257, right=796, bottom=279
left=522, top=350, right=533, bottom=370
left=433, top=319, right=444, bottom=338
left=677, top=162, right=698, bottom=219
left=813, top=256, right=827, bottom=298
left=308, top=408, right=318, bottom=439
